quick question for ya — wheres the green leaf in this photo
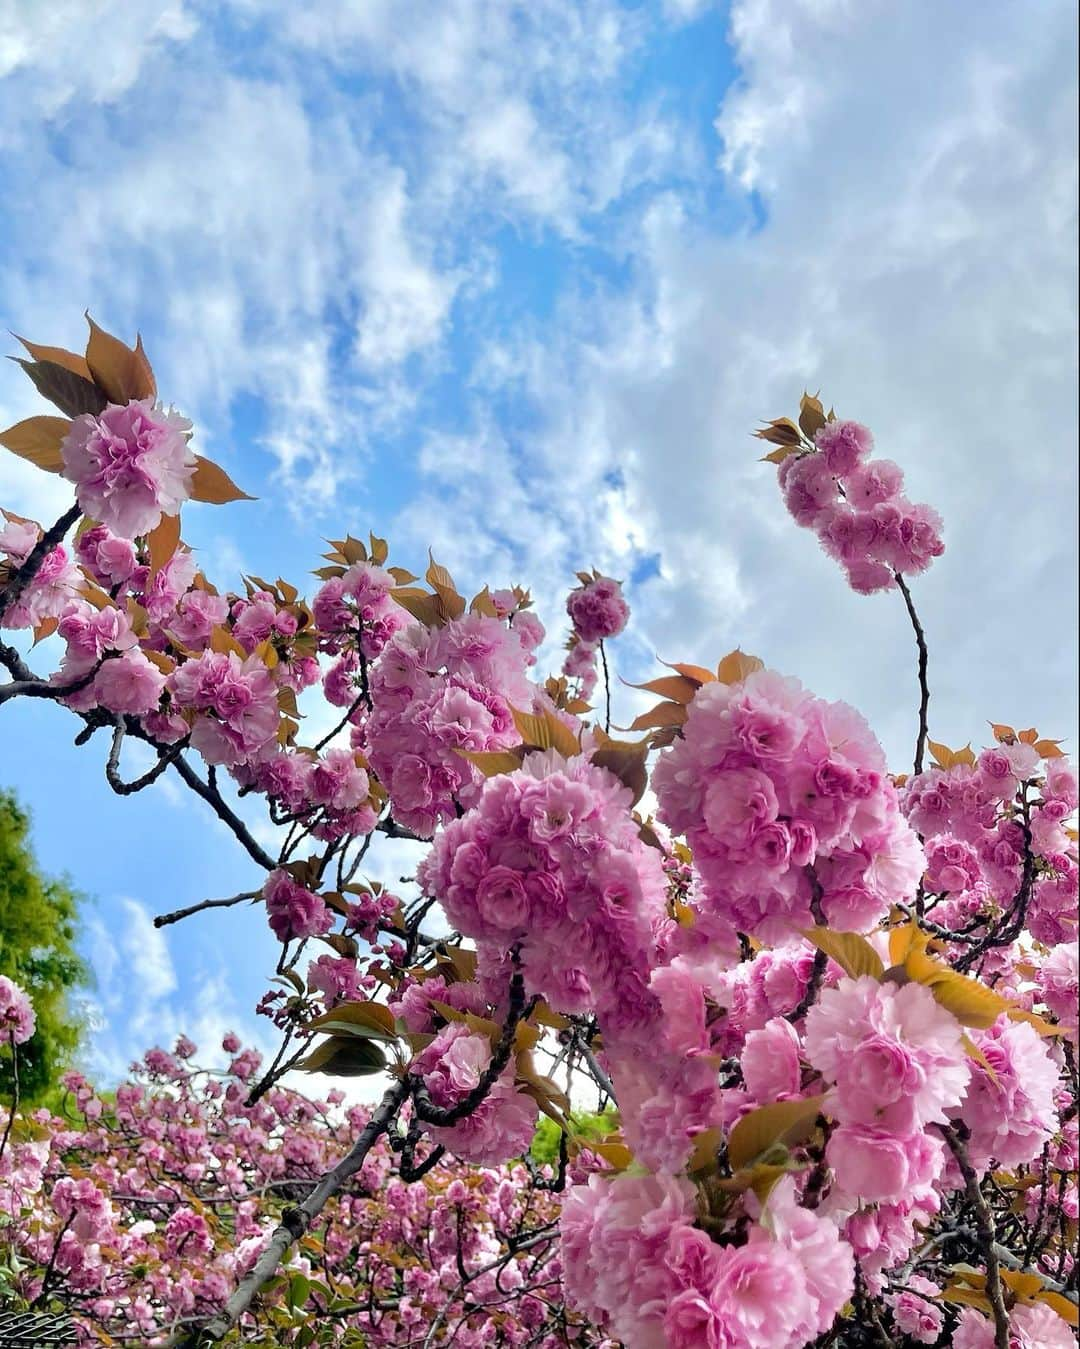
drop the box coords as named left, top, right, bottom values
left=287, top=1272, right=311, bottom=1311
left=454, top=748, right=526, bottom=778
left=727, top=1095, right=827, bottom=1171
left=305, top=1001, right=398, bottom=1043
left=801, top=928, right=885, bottom=981
left=511, top=707, right=581, bottom=758
left=295, top=1036, right=387, bottom=1077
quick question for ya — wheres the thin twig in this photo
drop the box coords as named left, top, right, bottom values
left=599, top=640, right=611, bottom=735
left=894, top=573, right=929, bottom=776
left=153, top=892, right=259, bottom=929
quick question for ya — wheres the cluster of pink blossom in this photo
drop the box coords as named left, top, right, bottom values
left=412, top=1023, right=538, bottom=1164
left=238, top=745, right=379, bottom=847
left=313, top=560, right=409, bottom=668
left=61, top=400, right=196, bottom=539
left=165, top=648, right=281, bottom=765
left=262, top=869, right=332, bottom=942
left=360, top=613, right=539, bottom=837
left=418, top=749, right=727, bottom=1171
left=0, top=975, right=36, bottom=1046
left=954, top=1304, right=1076, bottom=1348
left=0, top=516, right=83, bottom=631
left=558, top=574, right=628, bottom=701
left=0, top=1037, right=582, bottom=1346
left=565, top=573, right=629, bottom=645
left=953, top=1016, right=1060, bottom=1170
left=561, top=635, right=599, bottom=700
left=561, top=1172, right=852, bottom=1348
left=804, top=977, right=969, bottom=1205
left=653, top=668, right=924, bottom=941
left=903, top=744, right=1079, bottom=948
left=2, top=326, right=1078, bottom=1348
left=776, top=419, right=944, bottom=594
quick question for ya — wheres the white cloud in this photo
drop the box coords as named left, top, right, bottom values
left=0, top=0, right=197, bottom=117
left=443, top=0, right=1078, bottom=764
left=352, top=167, right=462, bottom=369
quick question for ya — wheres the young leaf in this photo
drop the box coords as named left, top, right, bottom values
left=590, top=1140, right=634, bottom=1171
left=659, top=660, right=716, bottom=685
left=511, top=707, right=581, bottom=759
left=591, top=740, right=649, bottom=805
left=470, top=585, right=500, bottom=617
left=798, top=392, right=827, bottom=439
left=84, top=314, right=156, bottom=403
left=716, top=649, right=765, bottom=685
left=426, top=553, right=466, bottom=619
left=939, top=1284, right=994, bottom=1313
left=727, top=1095, right=827, bottom=1171
left=455, top=748, right=526, bottom=778
left=391, top=587, right=443, bottom=628
left=1000, top=1270, right=1050, bottom=1301
left=13, top=357, right=107, bottom=418
left=917, top=965, right=1010, bottom=1029
left=625, top=701, right=687, bottom=733
left=927, top=739, right=974, bottom=769
left=190, top=456, right=254, bottom=504
left=623, top=674, right=699, bottom=705
left=146, top=515, right=181, bottom=577
left=1036, top=1292, right=1079, bottom=1328
left=888, top=919, right=930, bottom=967
left=687, top=1125, right=724, bottom=1177
left=209, top=625, right=247, bottom=658
left=305, top=1001, right=398, bottom=1043
left=753, top=417, right=803, bottom=447
left=1006, top=1008, right=1064, bottom=1037
left=0, top=415, right=70, bottom=473
left=801, top=928, right=884, bottom=981
left=760, top=445, right=800, bottom=465
left=13, top=334, right=92, bottom=380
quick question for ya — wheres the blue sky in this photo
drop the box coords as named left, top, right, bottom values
left=0, top=0, right=1076, bottom=1085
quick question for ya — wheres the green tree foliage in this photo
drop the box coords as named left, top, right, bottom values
left=530, top=1109, right=617, bottom=1164
left=0, top=789, right=88, bottom=1103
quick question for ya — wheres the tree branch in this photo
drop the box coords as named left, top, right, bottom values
left=939, top=1124, right=1010, bottom=1349
left=171, top=1077, right=409, bottom=1346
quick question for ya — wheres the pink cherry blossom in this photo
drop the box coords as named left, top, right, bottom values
left=61, top=399, right=195, bottom=538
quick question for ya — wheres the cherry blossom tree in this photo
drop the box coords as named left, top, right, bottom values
left=0, top=322, right=1076, bottom=1348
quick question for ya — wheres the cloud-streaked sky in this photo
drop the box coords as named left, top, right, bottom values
left=1, top=0, right=1076, bottom=1082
